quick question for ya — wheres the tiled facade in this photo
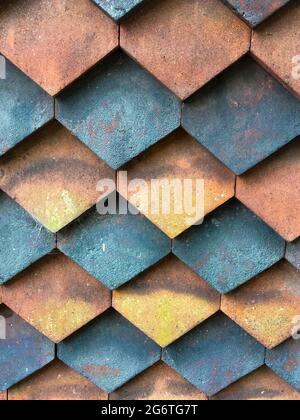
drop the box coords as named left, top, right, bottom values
left=0, top=0, right=299, bottom=401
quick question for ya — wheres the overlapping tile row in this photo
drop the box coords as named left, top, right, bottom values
left=0, top=0, right=299, bottom=401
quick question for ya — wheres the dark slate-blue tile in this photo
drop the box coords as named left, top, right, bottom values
left=0, top=305, right=54, bottom=391
left=163, top=312, right=265, bottom=397
left=56, top=52, right=180, bottom=169
left=182, top=56, right=300, bottom=175
left=58, top=310, right=161, bottom=393
left=0, top=192, right=56, bottom=284
left=173, top=200, right=285, bottom=294
left=57, top=206, right=171, bottom=289
left=286, top=238, right=300, bottom=270
left=93, top=0, right=145, bottom=21
left=266, top=338, right=300, bottom=391
left=0, top=59, right=53, bottom=157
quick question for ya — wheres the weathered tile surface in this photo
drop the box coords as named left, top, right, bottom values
left=121, top=0, right=250, bottom=99
left=111, top=362, right=207, bottom=400
left=0, top=305, right=54, bottom=391
left=286, top=238, right=300, bottom=270
left=0, top=192, right=55, bottom=285
left=222, top=261, right=300, bottom=349
left=183, top=56, right=300, bottom=175
left=56, top=52, right=180, bottom=169
left=8, top=360, right=108, bottom=401
left=0, top=122, right=115, bottom=233
left=173, top=200, right=285, bottom=294
left=252, top=1, right=300, bottom=99
left=113, top=255, right=220, bottom=347
left=266, top=338, right=300, bottom=391
left=163, top=313, right=265, bottom=396
left=237, top=138, right=300, bottom=242
left=213, top=366, right=300, bottom=400
left=120, top=129, right=235, bottom=238
left=224, top=0, right=291, bottom=27
left=0, top=60, right=53, bottom=156
left=0, top=0, right=118, bottom=96
left=58, top=311, right=161, bottom=393
left=0, top=392, right=6, bottom=401
left=93, top=0, right=145, bottom=21
left=1, top=252, right=111, bottom=343
left=58, top=208, right=170, bottom=289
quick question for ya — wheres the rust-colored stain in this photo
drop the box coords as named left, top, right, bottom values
left=222, top=261, right=300, bottom=349
left=119, top=129, right=235, bottom=238
left=252, top=1, right=300, bottom=99
left=8, top=360, right=108, bottom=400
left=121, top=0, right=250, bottom=99
left=0, top=0, right=118, bottom=96
left=237, top=138, right=300, bottom=242
left=1, top=252, right=111, bottom=343
left=0, top=121, right=115, bottom=233
left=213, top=366, right=300, bottom=401
left=111, top=362, right=207, bottom=400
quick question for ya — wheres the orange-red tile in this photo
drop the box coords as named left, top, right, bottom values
left=236, top=138, right=300, bottom=242
left=0, top=0, right=118, bottom=96
left=0, top=121, right=115, bottom=233
left=111, top=362, right=207, bottom=400
left=222, top=261, right=300, bottom=349
left=8, top=360, right=108, bottom=401
left=121, top=0, right=250, bottom=99
left=1, top=252, right=111, bottom=343
left=252, top=1, right=300, bottom=99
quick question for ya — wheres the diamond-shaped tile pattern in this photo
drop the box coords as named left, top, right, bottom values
left=252, top=1, right=300, bottom=99
left=0, top=60, right=53, bottom=156
left=237, top=137, right=300, bottom=242
left=224, top=0, right=291, bottom=27
left=58, top=208, right=170, bottom=289
left=0, top=305, right=54, bottom=391
left=56, top=52, right=180, bottom=169
left=0, top=0, right=118, bottom=96
left=222, top=261, right=300, bottom=348
left=173, top=200, right=285, bottom=294
left=121, top=0, right=250, bottom=99
left=163, top=313, right=265, bottom=396
left=0, top=192, right=55, bottom=285
left=286, top=238, right=300, bottom=270
left=8, top=360, right=108, bottom=401
left=183, top=56, right=300, bottom=175
left=1, top=252, right=111, bottom=343
left=120, top=129, right=235, bottom=238
left=0, top=121, right=115, bottom=233
left=113, top=255, right=220, bottom=347
left=93, top=0, right=145, bottom=21
left=58, top=311, right=161, bottom=393
left=111, top=362, right=207, bottom=400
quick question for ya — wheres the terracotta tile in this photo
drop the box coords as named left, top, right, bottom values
left=173, top=200, right=285, bottom=294
left=213, top=366, right=300, bottom=400
left=286, top=238, right=300, bottom=270
left=252, top=1, right=300, bottom=99
left=0, top=192, right=55, bottom=285
left=236, top=138, right=300, bottom=242
left=58, top=207, right=171, bottom=290
left=222, top=261, right=300, bottom=349
left=182, top=56, right=300, bottom=175
left=93, top=0, right=146, bottom=21
left=8, top=360, right=108, bottom=400
left=121, top=0, right=250, bottom=100
left=224, top=0, right=291, bottom=27
left=163, top=313, right=265, bottom=397
left=58, top=310, right=161, bottom=393
left=0, top=392, right=7, bottom=401
left=120, top=129, right=235, bottom=238
left=266, top=338, right=300, bottom=391
left=0, top=59, right=53, bottom=156
left=111, top=362, right=207, bottom=400
left=56, top=52, right=180, bottom=169
left=113, top=255, right=220, bottom=347
left=0, top=305, right=54, bottom=391
left=0, top=0, right=118, bottom=96
left=1, top=252, right=111, bottom=343
left=0, top=121, right=115, bottom=233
